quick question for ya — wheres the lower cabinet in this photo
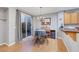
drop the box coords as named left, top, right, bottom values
left=65, top=32, right=76, bottom=41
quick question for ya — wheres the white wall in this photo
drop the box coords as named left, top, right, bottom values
left=0, top=20, right=7, bottom=44
left=32, top=17, right=37, bottom=35
left=4, top=19, right=8, bottom=44
left=33, top=14, right=58, bottom=29
left=8, top=8, right=16, bottom=44
left=58, top=12, right=64, bottom=29
left=0, top=20, right=4, bottom=44
left=0, top=8, right=8, bottom=44
left=0, top=8, right=7, bottom=19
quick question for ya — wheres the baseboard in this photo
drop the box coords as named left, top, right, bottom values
left=0, top=42, right=15, bottom=46
left=0, top=43, right=6, bottom=45
left=8, top=42, right=16, bottom=46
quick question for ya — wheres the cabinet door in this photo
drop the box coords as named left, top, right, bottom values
left=69, top=32, right=76, bottom=41
left=64, top=12, right=71, bottom=24
left=71, top=12, right=78, bottom=24
left=77, top=13, right=79, bottom=24
left=65, top=32, right=76, bottom=41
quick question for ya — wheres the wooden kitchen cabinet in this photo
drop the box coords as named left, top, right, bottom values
left=77, top=13, right=79, bottom=24
left=64, top=12, right=71, bottom=24
left=71, top=12, right=78, bottom=24
left=65, top=32, right=76, bottom=41
left=64, top=12, right=79, bottom=24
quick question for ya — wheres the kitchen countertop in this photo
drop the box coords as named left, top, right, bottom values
left=61, top=28, right=79, bottom=33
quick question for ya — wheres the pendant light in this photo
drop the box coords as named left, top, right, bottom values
left=40, top=7, right=42, bottom=20
left=40, top=7, right=44, bottom=22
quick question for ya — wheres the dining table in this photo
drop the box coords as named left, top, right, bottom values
left=33, top=29, right=48, bottom=47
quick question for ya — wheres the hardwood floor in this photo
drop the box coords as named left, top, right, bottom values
left=32, top=38, right=57, bottom=52
left=0, top=38, right=67, bottom=52
left=57, top=39, right=68, bottom=52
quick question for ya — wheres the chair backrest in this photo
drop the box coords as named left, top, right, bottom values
left=35, top=31, right=46, bottom=37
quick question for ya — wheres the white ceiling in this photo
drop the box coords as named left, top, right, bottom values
left=18, top=7, right=78, bottom=16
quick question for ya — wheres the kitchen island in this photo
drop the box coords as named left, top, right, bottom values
left=61, top=28, right=79, bottom=41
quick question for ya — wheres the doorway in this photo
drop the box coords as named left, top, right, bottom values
left=16, top=10, right=32, bottom=42
left=21, top=12, right=32, bottom=39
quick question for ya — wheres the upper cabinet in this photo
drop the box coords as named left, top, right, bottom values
left=64, top=12, right=71, bottom=24
left=71, top=12, right=78, bottom=24
left=64, top=12, right=79, bottom=24
left=77, top=13, right=79, bottom=24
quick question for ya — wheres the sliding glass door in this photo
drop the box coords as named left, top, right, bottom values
left=21, top=13, right=26, bottom=38
left=21, top=12, right=32, bottom=39
left=26, top=16, right=32, bottom=36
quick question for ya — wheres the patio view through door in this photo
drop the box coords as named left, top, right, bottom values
left=26, top=16, right=32, bottom=36
left=21, top=12, right=32, bottom=39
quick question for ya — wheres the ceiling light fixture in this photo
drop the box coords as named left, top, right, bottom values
left=39, top=7, right=45, bottom=21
